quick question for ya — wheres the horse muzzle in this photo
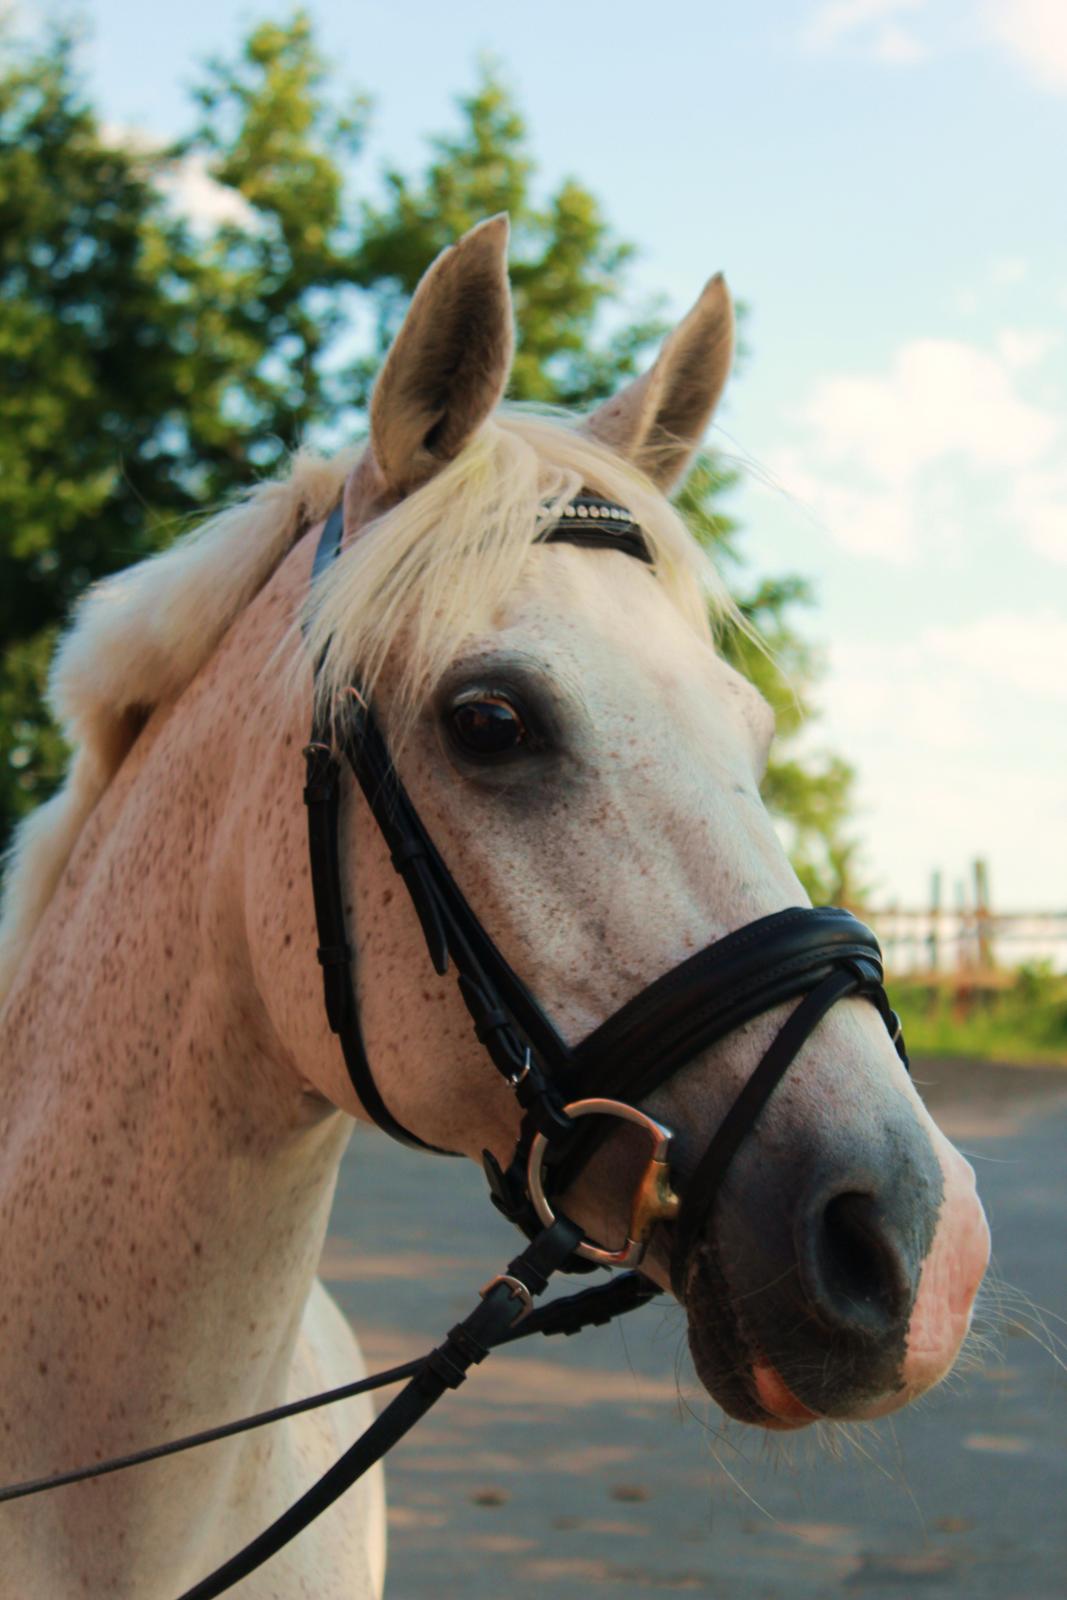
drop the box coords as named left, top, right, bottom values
left=677, top=1098, right=971, bottom=1426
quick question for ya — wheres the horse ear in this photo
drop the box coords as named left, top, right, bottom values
left=584, top=274, right=734, bottom=492
left=367, top=214, right=515, bottom=498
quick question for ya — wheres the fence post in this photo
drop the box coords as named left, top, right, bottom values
left=955, top=879, right=967, bottom=971
left=974, top=858, right=993, bottom=970
left=928, top=870, right=941, bottom=971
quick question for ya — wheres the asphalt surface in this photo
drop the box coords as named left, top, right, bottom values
left=324, top=1058, right=1067, bottom=1599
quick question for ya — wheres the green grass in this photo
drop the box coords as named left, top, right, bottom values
left=891, top=964, right=1067, bottom=1067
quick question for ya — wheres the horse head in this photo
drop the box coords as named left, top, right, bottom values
left=270, top=215, right=990, bottom=1430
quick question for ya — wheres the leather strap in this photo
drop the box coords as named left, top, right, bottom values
left=543, top=909, right=905, bottom=1197
left=538, top=493, right=653, bottom=565
left=567, top=907, right=902, bottom=1104
left=0, top=1273, right=657, bottom=1509
left=303, top=505, right=448, bottom=1153
left=668, top=967, right=860, bottom=1295
left=176, top=1219, right=583, bottom=1600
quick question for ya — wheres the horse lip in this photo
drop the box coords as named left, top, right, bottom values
left=680, top=1240, right=802, bottom=1428
left=751, top=1361, right=822, bottom=1427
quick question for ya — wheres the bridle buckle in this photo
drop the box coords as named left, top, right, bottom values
left=526, top=1099, right=681, bottom=1269
left=479, top=1272, right=534, bottom=1322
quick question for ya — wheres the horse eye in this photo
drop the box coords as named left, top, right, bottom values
left=449, top=696, right=528, bottom=759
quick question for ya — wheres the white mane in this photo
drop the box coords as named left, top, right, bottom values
left=0, top=447, right=353, bottom=1000
left=0, top=414, right=728, bottom=1002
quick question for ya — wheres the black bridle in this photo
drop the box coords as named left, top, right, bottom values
left=1, top=495, right=908, bottom=1598
left=303, top=496, right=907, bottom=1297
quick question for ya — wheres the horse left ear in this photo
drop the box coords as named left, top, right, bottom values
left=584, top=274, right=734, bottom=492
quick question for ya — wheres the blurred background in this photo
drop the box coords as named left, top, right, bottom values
left=1, top=5, right=1065, bottom=1595
left=2, top=0, right=1065, bottom=1062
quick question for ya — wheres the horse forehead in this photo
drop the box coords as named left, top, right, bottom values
left=501, top=552, right=711, bottom=683
left=497, top=560, right=766, bottom=740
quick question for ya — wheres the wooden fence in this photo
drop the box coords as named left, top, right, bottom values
left=851, top=861, right=1067, bottom=980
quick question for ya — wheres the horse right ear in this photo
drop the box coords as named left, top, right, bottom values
left=364, top=215, right=515, bottom=501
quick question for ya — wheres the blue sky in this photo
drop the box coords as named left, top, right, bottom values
left=23, top=0, right=1067, bottom=909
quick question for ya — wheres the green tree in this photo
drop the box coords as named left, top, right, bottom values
left=677, top=458, right=863, bottom=904
left=351, top=64, right=662, bottom=409
left=0, top=14, right=859, bottom=902
left=1, top=28, right=170, bottom=821
left=0, top=15, right=366, bottom=827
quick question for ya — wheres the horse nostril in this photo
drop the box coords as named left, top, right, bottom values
left=799, top=1190, right=913, bottom=1336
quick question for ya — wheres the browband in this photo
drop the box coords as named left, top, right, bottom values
left=538, top=493, right=654, bottom=564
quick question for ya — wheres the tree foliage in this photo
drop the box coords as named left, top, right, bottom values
left=352, top=69, right=662, bottom=409
left=0, top=12, right=859, bottom=902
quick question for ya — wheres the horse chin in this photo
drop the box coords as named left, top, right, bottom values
left=682, top=1235, right=934, bottom=1430
left=681, top=1239, right=820, bottom=1431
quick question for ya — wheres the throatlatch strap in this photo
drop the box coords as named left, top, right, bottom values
left=303, top=738, right=446, bottom=1152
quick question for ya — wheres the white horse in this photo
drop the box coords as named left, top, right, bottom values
left=0, top=215, right=989, bottom=1597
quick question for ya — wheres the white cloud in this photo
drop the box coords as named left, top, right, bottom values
left=872, top=21, right=928, bottom=62
left=985, top=0, right=1067, bottom=92
left=802, top=340, right=1056, bottom=474
left=1009, top=466, right=1067, bottom=564
left=817, top=611, right=1067, bottom=761
left=770, top=336, right=1067, bottom=564
left=101, top=123, right=257, bottom=234
left=811, top=615, right=1067, bottom=906
left=996, top=327, right=1060, bottom=369
left=804, top=0, right=924, bottom=46
left=820, top=637, right=983, bottom=752
left=924, top=611, right=1067, bottom=704
left=768, top=455, right=916, bottom=563
left=155, top=153, right=258, bottom=233
left=989, top=255, right=1029, bottom=286
left=951, top=262, right=1038, bottom=327
left=805, top=0, right=1067, bottom=89
left=802, top=0, right=929, bottom=61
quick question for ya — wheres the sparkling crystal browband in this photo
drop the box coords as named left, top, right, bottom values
left=538, top=494, right=653, bottom=565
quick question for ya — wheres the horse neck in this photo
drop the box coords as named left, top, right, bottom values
left=0, top=532, right=352, bottom=1561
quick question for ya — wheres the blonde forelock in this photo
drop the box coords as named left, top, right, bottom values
left=303, top=411, right=728, bottom=750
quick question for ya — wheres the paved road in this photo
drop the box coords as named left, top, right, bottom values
left=325, top=1059, right=1067, bottom=1599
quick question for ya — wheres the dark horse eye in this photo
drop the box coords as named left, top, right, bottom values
left=449, top=696, right=528, bottom=758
